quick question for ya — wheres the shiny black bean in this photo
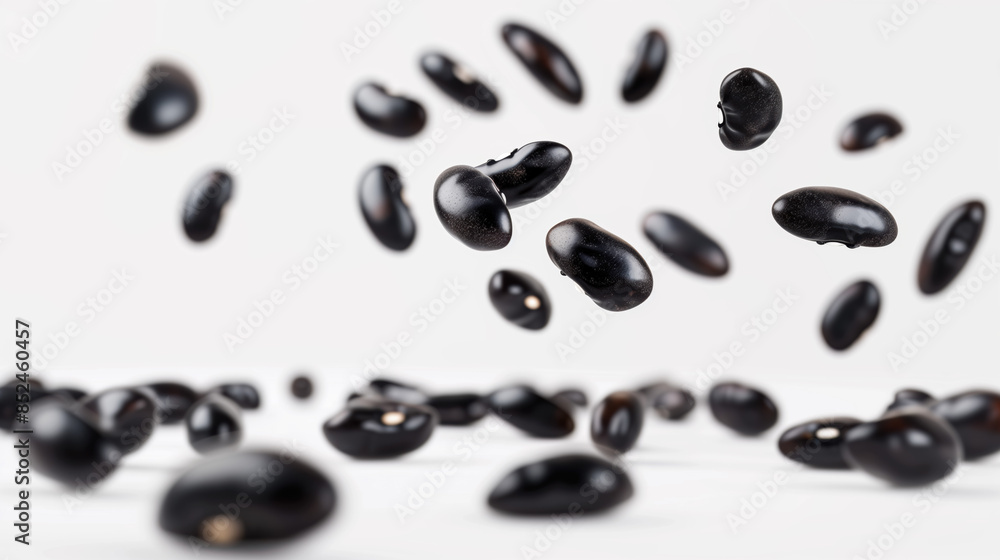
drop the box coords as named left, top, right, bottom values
left=182, top=170, right=233, bottom=242
left=502, top=23, right=583, bottom=104
left=772, top=187, right=898, bottom=248
left=79, top=388, right=157, bottom=455
left=209, top=383, right=260, bottom=410
left=917, top=200, right=986, bottom=294
left=362, top=378, right=429, bottom=405
left=718, top=67, right=782, bottom=150
left=353, top=82, right=427, bottom=137
left=420, top=52, right=499, bottom=112
left=488, top=454, right=633, bottom=515
left=434, top=165, right=512, bottom=250
left=708, top=382, right=778, bottom=436
left=291, top=375, right=313, bottom=399
left=358, top=164, right=416, bottom=251
left=32, top=403, right=120, bottom=485
left=137, top=382, right=198, bottom=425
left=127, top=62, right=198, bottom=135
left=643, top=211, right=729, bottom=277
left=840, top=113, right=903, bottom=152
left=778, top=417, right=861, bottom=469
left=186, top=394, right=243, bottom=454
left=650, top=386, right=696, bottom=420
left=591, top=391, right=644, bottom=455
left=426, top=393, right=488, bottom=426
left=546, top=218, right=653, bottom=311
left=821, top=280, right=880, bottom=351
left=551, top=388, right=588, bottom=409
left=323, top=399, right=437, bottom=458
left=886, top=388, right=936, bottom=412
left=622, top=29, right=667, bottom=102
left=487, top=385, right=575, bottom=438
left=159, top=451, right=336, bottom=544
left=843, top=408, right=961, bottom=486
left=488, top=269, right=552, bottom=330
left=475, top=141, right=572, bottom=208
left=931, top=390, right=1000, bottom=460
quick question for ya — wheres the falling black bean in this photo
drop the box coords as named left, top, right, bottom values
left=186, top=394, right=243, bottom=454
left=426, top=393, right=488, bottom=426
left=487, top=385, right=575, bottom=438
left=434, top=165, right=512, bottom=251
left=323, top=398, right=437, bottom=458
left=182, top=170, right=233, bottom=243
left=358, top=164, right=416, bottom=251
left=488, top=454, right=633, bottom=515
left=137, top=382, right=198, bottom=425
left=821, top=280, right=880, bottom=351
left=79, top=388, right=157, bottom=455
left=209, top=383, right=260, bottom=410
left=420, top=52, right=499, bottom=112
left=778, top=417, right=861, bottom=469
left=32, top=403, right=120, bottom=485
left=551, top=388, right=588, bottom=409
left=127, top=62, right=199, bottom=135
left=353, top=82, right=427, bottom=138
left=291, top=375, right=313, bottom=400
left=362, top=378, right=429, bottom=404
left=886, top=388, right=936, bottom=412
left=591, top=391, right=644, bottom=455
left=718, top=67, right=782, bottom=150
left=843, top=408, right=961, bottom=486
left=159, top=450, right=336, bottom=544
left=622, top=29, right=668, bottom=103
left=643, top=211, right=729, bottom=277
left=475, top=141, right=572, bottom=208
left=772, top=187, right=898, bottom=248
left=840, top=113, right=903, bottom=152
left=502, top=23, right=583, bottom=104
left=488, top=269, right=552, bottom=330
left=709, top=382, right=778, bottom=436
left=546, top=218, right=653, bottom=311
left=931, top=390, right=1000, bottom=460
left=917, top=200, right=986, bottom=294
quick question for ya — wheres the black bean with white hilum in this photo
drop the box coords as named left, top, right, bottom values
left=323, top=398, right=437, bottom=458
left=488, top=269, right=552, bottom=330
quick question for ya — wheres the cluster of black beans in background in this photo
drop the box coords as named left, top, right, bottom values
left=15, top=13, right=994, bottom=548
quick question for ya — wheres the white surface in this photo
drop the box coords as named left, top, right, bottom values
left=1, top=0, right=998, bottom=559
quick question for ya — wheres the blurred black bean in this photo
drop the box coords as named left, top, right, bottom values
left=127, top=62, right=198, bottom=135
left=182, top=170, right=233, bottom=242
left=137, top=382, right=198, bottom=425
left=323, top=399, right=437, bottom=458
left=186, top=394, right=243, bottom=455
left=844, top=408, right=961, bottom=486
left=709, top=382, right=778, bottom=436
left=651, top=386, right=695, bottom=420
left=772, top=187, right=898, bottom=248
left=475, top=141, right=572, bottom=208
left=210, top=383, right=260, bottom=410
left=778, top=417, right=861, bottom=469
left=488, top=454, right=633, bottom=515
left=821, top=280, right=880, bottom=351
left=932, top=390, right=1000, bottom=460
left=487, top=385, right=575, bottom=438
left=622, top=29, right=668, bottom=102
left=291, top=376, right=313, bottom=399
left=420, top=52, right=499, bottom=112
left=426, top=393, right=488, bottom=426
left=80, top=388, right=157, bottom=455
left=840, top=113, right=903, bottom=151
left=359, top=164, right=416, bottom=251
left=32, top=403, right=120, bottom=486
left=718, top=67, right=782, bottom=150
left=643, top=211, right=729, bottom=277
left=591, top=391, right=644, bottom=454
left=488, top=269, right=552, bottom=330
left=917, top=200, right=986, bottom=294
left=434, top=165, right=512, bottom=250
left=353, top=82, right=426, bottom=137
left=502, top=23, right=583, bottom=104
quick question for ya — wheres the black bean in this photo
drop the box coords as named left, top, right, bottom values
left=840, top=113, right=903, bottom=152
left=886, top=388, right=936, bottom=412
left=821, top=280, right=880, bottom=351
left=917, top=200, right=986, bottom=294
left=778, top=417, right=861, bottom=469
left=931, top=390, right=1000, bottom=460
left=353, top=82, right=426, bottom=137
left=425, top=393, right=488, bottom=426
left=358, top=164, right=416, bottom=251
left=708, top=382, right=778, bottom=436
left=488, top=269, right=552, bottom=330
left=186, top=394, right=243, bottom=455
left=487, top=385, right=575, bottom=438
left=434, top=165, right=512, bottom=250
left=591, top=391, right=644, bottom=455
left=420, top=52, right=499, bottom=112
left=843, top=408, right=961, bottom=486
left=159, top=450, right=336, bottom=544
left=291, top=376, right=313, bottom=399
left=642, top=211, right=729, bottom=277
left=772, top=187, right=898, bottom=248
left=79, top=388, right=157, bottom=455
left=182, top=170, right=233, bottom=242
left=546, top=218, right=653, bottom=311
left=136, top=382, right=198, bottom=425
left=488, top=454, right=633, bottom=515
left=475, top=141, right=572, bottom=208
left=501, top=23, right=583, bottom=104
left=32, top=403, right=120, bottom=486
left=209, top=383, right=260, bottom=410
left=362, top=378, right=429, bottom=404
left=323, top=399, right=437, bottom=458
left=650, top=386, right=696, bottom=420
left=127, top=62, right=198, bottom=135
left=551, top=388, right=588, bottom=409
left=717, top=67, right=782, bottom=150
left=622, top=29, right=668, bottom=103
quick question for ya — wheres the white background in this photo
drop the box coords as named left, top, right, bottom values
left=1, top=0, right=998, bottom=559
